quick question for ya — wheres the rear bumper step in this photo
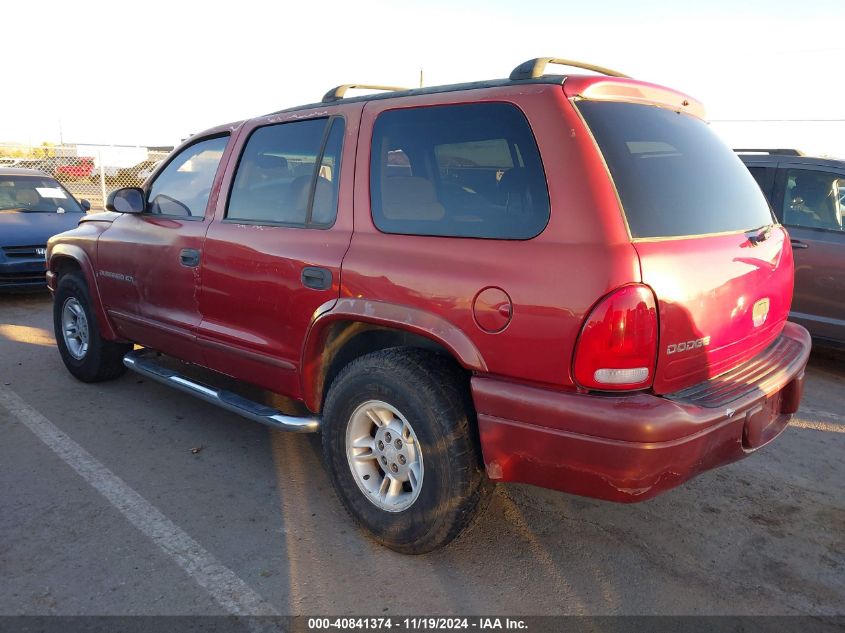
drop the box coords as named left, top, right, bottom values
left=123, top=350, right=320, bottom=433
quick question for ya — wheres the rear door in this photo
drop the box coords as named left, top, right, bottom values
left=776, top=163, right=845, bottom=342
left=196, top=108, right=357, bottom=400
left=578, top=100, right=792, bottom=394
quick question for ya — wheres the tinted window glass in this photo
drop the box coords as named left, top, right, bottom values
left=228, top=117, right=344, bottom=226
left=0, top=176, right=83, bottom=214
left=148, top=136, right=228, bottom=217
left=579, top=101, right=773, bottom=238
left=783, top=169, right=845, bottom=232
left=747, top=166, right=776, bottom=205
left=370, top=103, right=549, bottom=239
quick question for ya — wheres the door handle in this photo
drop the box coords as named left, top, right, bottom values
left=790, top=239, right=809, bottom=250
left=301, top=266, right=332, bottom=290
left=180, top=248, right=201, bottom=267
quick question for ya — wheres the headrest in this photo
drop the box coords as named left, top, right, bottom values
left=255, top=154, right=288, bottom=171
left=16, top=189, right=39, bottom=205
left=381, top=176, right=445, bottom=221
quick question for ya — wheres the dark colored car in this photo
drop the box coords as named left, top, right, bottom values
left=738, top=149, right=845, bottom=347
left=0, top=168, right=89, bottom=289
left=46, top=58, right=810, bottom=553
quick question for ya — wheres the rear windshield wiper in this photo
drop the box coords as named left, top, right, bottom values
left=746, top=224, right=773, bottom=245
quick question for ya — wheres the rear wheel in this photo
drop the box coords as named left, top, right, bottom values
left=53, top=273, right=131, bottom=382
left=322, top=348, right=492, bottom=554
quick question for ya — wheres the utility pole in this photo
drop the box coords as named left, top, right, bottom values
left=419, top=68, right=424, bottom=88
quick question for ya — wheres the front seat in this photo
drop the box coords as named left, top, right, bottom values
left=380, top=176, right=445, bottom=221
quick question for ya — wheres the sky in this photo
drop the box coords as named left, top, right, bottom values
left=3, top=0, right=845, bottom=157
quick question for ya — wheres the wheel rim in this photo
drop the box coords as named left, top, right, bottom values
left=61, top=297, right=89, bottom=360
left=345, top=400, right=424, bottom=513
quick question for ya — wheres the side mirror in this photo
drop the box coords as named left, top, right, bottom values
left=79, top=199, right=91, bottom=212
left=106, top=187, right=145, bottom=214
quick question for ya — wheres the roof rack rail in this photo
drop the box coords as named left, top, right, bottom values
left=734, top=148, right=804, bottom=156
left=322, top=84, right=409, bottom=103
left=509, top=57, right=630, bottom=81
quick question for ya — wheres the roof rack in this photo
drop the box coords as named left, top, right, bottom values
left=322, top=84, right=409, bottom=103
left=734, top=148, right=804, bottom=156
left=509, top=57, right=630, bottom=80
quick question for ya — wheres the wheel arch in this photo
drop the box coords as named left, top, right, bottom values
left=49, top=245, right=119, bottom=341
left=301, top=298, right=487, bottom=413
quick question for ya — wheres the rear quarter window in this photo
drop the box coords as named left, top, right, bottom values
left=579, top=101, right=773, bottom=239
left=370, top=102, right=550, bottom=239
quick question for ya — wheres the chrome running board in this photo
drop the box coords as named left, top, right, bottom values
left=123, top=349, right=320, bottom=433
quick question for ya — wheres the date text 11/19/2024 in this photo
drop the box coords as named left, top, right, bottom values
left=307, top=617, right=528, bottom=630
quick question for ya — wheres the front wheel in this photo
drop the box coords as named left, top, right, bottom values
left=53, top=273, right=132, bottom=382
left=322, top=348, right=492, bottom=554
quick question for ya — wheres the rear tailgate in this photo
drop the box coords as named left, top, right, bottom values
left=635, top=229, right=792, bottom=394
left=576, top=95, right=792, bottom=395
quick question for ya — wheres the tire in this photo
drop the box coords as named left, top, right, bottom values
left=53, top=273, right=131, bottom=382
left=322, top=348, right=493, bottom=554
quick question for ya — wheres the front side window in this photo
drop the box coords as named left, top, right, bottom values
left=782, top=169, right=845, bottom=232
left=579, top=101, right=774, bottom=239
left=227, top=117, right=345, bottom=227
left=370, top=103, right=550, bottom=239
left=147, top=136, right=229, bottom=217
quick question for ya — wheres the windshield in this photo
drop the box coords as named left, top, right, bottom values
left=0, top=175, right=83, bottom=214
left=578, top=101, right=774, bottom=239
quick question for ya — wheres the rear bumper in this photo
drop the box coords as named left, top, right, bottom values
left=473, top=322, right=811, bottom=502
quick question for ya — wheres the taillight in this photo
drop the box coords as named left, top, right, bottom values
left=573, top=284, right=658, bottom=391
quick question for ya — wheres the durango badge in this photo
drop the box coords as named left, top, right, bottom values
left=753, top=297, right=770, bottom=327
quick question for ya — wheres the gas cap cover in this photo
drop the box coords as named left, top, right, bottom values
left=472, top=287, right=513, bottom=333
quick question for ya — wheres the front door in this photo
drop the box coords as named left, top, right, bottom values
left=197, top=108, right=357, bottom=399
left=777, top=164, right=845, bottom=343
left=98, top=134, right=234, bottom=363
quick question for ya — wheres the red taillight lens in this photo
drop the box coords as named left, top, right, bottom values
left=573, top=284, right=658, bottom=391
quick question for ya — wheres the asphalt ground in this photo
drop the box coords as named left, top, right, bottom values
left=1, top=292, right=843, bottom=616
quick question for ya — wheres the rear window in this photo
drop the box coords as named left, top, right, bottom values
left=370, top=103, right=550, bottom=239
left=578, top=101, right=773, bottom=239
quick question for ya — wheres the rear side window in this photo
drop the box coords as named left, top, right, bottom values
left=579, top=101, right=773, bottom=239
left=370, top=103, right=550, bottom=239
left=227, top=117, right=344, bottom=227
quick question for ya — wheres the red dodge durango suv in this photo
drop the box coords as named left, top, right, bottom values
left=47, top=58, right=811, bottom=553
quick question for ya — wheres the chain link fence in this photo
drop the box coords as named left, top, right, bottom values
left=0, top=143, right=173, bottom=211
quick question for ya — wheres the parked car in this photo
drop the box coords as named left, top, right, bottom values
left=132, top=159, right=163, bottom=184
left=0, top=168, right=89, bottom=290
left=8, top=158, right=55, bottom=173
left=738, top=149, right=845, bottom=347
left=54, top=157, right=94, bottom=181
left=47, top=58, right=810, bottom=553
left=90, top=160, right=163, bottom=187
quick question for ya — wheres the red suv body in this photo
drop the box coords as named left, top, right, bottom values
left=46, top=59, right=811, bottom=551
